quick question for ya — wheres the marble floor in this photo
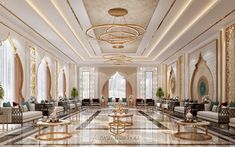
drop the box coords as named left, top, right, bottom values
left=0, top=108, right=235, bottom=146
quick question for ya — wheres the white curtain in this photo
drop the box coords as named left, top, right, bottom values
left=37, top=61, right=47, bottom=103
left=82, top=71, right=90, bottom=99
left=109, top=72, right=126, bottom=98
left=0, top=39, right=15, bottom=103
left=58, top=70, right=64, bottom=97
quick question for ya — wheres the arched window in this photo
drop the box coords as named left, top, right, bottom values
left=0, top=39, right=15, bottom=103
left=109, top=72, right=126, bottom=98
left=37, top=60, right=47, bottom=102
left=58, top=69, right=66, bottom=98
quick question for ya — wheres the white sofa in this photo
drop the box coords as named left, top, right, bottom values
left=174, top=106, right=185, bottom=114
left=0, top=107, right=42, bottom=126
left=197, top=106, right=229, bottom=126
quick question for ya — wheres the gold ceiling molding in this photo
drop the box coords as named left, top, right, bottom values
left=86, top=8, right=145, bottom=45
left=103, top=54, right=133, bottom=65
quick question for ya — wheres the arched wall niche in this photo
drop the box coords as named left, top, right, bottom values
left=190, top=53, right=214, bottom=102
left=168, top=67, right=176, bottom=98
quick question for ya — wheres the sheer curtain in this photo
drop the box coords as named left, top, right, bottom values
left=0, top=39, right=15, bottom=103
left=82, top=71, right=90, bottom=99
left=109, top=72, right=126, bottom=99
left=37, top=61, right=47, bottom=103
left=145, top=71, right=153, bottom=99
left=58, top=70, right=64, bottom=97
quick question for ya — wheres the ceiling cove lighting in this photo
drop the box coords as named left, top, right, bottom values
left=86, top=8, right=145, bottom=46
left=103, top=54, right=133, bottom=65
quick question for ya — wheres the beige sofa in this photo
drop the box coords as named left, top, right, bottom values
left=0, top=107, right=42, bottom=126
left=197, top=106, right=229, bottom=126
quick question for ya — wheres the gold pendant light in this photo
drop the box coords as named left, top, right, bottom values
left=86, top=8, right=145, bottom=45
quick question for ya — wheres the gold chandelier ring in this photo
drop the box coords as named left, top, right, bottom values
left=86, top=24, right=145, bottom=39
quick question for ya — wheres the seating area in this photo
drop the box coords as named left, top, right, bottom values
left=0, top=0, right=235, bottom=146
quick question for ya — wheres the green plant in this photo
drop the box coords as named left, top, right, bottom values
left=71, top=87, right=78, bottom=98
left=156, top=87, right=164, bottom=99
left=0, top=83, right=4, bottom=100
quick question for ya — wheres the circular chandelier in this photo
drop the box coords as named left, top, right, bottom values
left=103, top=54, right=133, bottom=65
left=86, top=8, right=145, bottom=45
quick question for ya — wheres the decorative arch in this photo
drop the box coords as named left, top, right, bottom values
left=102, top=74, right=133, bottom=99
left=190, top=53, right=214, bottom=102
left=37, top=58, right=52, bottom=102
left=15, top=53, right=24, bottom=103
left=46, top=62, right=52, bottom=100
left=168, top=67, right=176, bottom=98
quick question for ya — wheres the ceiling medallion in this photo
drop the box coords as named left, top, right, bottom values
left=103, top=54, right=133, bottom=65
left=86, top=8, right=145, bottom=45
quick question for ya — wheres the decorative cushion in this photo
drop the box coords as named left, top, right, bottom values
left=22, top=105, right=28, bottom=112
left=108, top=98, right=112, bottom=102
left=211, top=105, right=218, bottom=112
left=229, top=101, right=235, bottom=107
left=21, top=101, right=31, bottom=111
left=3, top=102, right=11, bottom=107
left=122, top=98, right=127, bottom=102
left=209, top=101, right=219, bottom=111
left=13, top=102, right=19, bottom=106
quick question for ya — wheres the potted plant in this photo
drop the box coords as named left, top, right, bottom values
left=156, top=87, right=164, bottom=101
left=71, top=87, right=78, bottom=99
left=0, top=82, right=4, bottom=106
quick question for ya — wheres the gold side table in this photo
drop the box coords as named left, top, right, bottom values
left=35, top=120, right=72, bottom=141
left=174, top=120, right=212, bottom=141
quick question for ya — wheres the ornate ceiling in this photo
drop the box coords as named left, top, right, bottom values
left=0, top=0, right=235, bottom=65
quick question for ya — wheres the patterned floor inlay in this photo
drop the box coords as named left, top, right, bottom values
left=1, top=108, right=234, bottom=146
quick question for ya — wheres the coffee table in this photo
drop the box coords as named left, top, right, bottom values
left=35, top=119, right=72, bottom=141
left=108, top=113, right=133, bottom=135
left=108, top=113, right=133, bottom=126
left=174, top=120, right=212, bottom=141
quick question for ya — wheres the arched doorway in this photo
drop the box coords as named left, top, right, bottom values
left=109, top=72, right=126, bottom=100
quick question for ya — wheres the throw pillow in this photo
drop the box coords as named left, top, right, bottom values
left=122, top=98, right=127, bottom=102
left=21, top=101, right=30, bottom=111
left=108, top=98, right=112, bottom=102
left=22, top=105, right=28, bottom=112
left=212, top=105, right=218, bottom=112
left=13, top=102, right=19, bottom=107
left=209, top=101, right=219, bottom=111
left=229, top=101, right=235, bottom=107
left=3, top=101, right=11, bottom=107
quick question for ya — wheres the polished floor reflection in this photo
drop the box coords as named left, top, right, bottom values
left=0, top=108, right=235, bottom=146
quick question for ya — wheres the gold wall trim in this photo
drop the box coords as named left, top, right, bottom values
left=216, top=39, right=218, bottom=100
left=219, top=31, right=223, bottom=102
left=225, top=24, right=235, bottom=102
left=161, top=8, right=235, bottom=64
left=0, top=4, right=76, bottom=63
